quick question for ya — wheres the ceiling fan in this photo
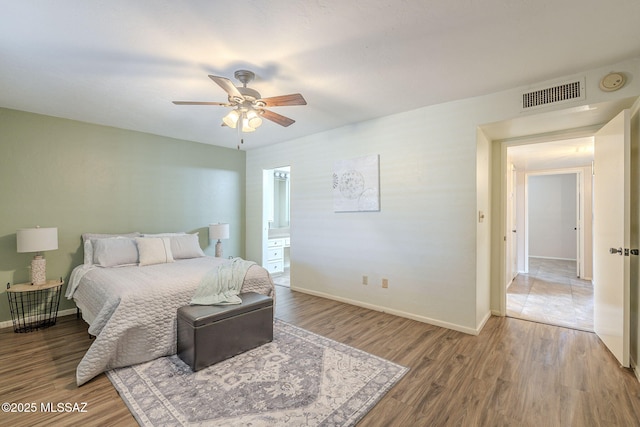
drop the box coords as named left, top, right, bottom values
left=173, top=70, right=306, bottom=145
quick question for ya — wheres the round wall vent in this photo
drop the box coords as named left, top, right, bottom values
left=599, top=72, right=626, bottom=92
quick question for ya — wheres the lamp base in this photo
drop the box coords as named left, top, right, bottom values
left=215, top=240, right=223, bottom=258
left=31, top=255, right=46, bottom=285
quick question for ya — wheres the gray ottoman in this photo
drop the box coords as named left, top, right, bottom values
left=177, top=292, right=273, bottom=371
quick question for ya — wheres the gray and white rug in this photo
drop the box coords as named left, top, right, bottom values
left=107, top=319, right=408, bottom=426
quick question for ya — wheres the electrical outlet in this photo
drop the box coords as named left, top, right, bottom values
left=382, top=278, right=388, bottom=288
left=362, top=275, right=368, bottom=285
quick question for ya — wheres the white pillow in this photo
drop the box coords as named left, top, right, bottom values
left=136, top=237, right=174, bottom=266
left=83, top=240, right=94, bottom=265
left=171, top=233, right=205, bottom=259
left=82, top=232, right=141, bottom=243
left=93, top=238, right=139, bottom=267
left=82, top=232, right=141, bottom=266
left=142, top=232, right=186, bottom=237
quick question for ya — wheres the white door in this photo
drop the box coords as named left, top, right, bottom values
left=593, top=106, right=636, bottom=367
left=575, top=174, right=581, bottom=277
left=510, top=166, right=518, bottom=278
left=506, top=163, right=517, bottom=286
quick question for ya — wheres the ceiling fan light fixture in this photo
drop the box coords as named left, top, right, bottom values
left=241, top=115, right=256, bottom=133
left=173, top=70, right=307, bottom=141
left=222, top=110, right=240, bottom=128
left=246, top=110, right=263, bottom=129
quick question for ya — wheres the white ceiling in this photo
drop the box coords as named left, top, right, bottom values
left=1, top=1, right=640, bottom=151
left=508, top=137, right=594, bottom=171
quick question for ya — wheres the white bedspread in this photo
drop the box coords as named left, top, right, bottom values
left=66, top=257, right=274, bottom=386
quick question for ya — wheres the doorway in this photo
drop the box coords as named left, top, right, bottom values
left=504, top=144, right=594, bottom=331
left=485, top=95, right=639, bottom=368
left=262, top=166, right=291, bottom=287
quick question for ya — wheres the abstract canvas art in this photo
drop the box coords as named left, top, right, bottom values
left=333, top=154, right=380, bottom=212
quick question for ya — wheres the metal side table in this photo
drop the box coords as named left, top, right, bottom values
left=6, top=278, right=63, bottom=333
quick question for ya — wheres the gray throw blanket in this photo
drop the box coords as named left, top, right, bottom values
left=190, top=258, right=256, bottom=305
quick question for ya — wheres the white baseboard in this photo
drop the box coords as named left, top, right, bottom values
left=476, top=310, right=492, bottom=332
left=290, top=286, right=486, bottom=336
left=631, top=356, right=640, bottom=384
left=529, top=256, right=577, bottom=261
left=0, top=308, right=77, bottom=330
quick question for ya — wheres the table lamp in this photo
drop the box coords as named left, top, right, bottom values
left=17, top=226, right=58, bottom=285
left=209, top=223, right=229, bottom=258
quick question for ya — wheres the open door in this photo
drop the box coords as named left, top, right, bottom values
left=575, top=173, right=581, bottom=278
left=506, top=163, right=518, bottom=286
left=593, top=101, right=639, bottom=367
left=510, top=165, right=518, bottom=281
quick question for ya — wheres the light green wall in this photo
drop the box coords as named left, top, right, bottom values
left=0, top=108, right=245, bottom=323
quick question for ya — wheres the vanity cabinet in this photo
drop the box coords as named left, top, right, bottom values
left=266, top=237, right=290, bottom=274
left=266, top=238, right=285, bottom=274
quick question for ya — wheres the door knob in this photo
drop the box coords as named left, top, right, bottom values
left=609, top=247, right=623, bottom=255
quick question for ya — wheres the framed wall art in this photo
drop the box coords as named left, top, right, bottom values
left=333, top=154, right=380, bottom=212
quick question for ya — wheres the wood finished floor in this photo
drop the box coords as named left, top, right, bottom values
left=1, top=285, right=639, bottom=426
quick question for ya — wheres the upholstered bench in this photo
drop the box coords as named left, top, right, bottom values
left=177, top=292, right=274, bottom=371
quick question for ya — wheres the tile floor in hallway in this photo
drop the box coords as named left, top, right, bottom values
left=507, top=257, right=593, bottom=331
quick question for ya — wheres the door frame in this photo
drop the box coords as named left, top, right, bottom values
left=494, top=128, right=599, bottom=316
left=522, top=168, right=585, bottom=277
left=261, top=165, right=291, bottom=269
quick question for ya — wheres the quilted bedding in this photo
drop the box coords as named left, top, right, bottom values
left=66, top=256, right=274, bottom=386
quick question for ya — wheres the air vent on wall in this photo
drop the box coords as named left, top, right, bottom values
left=521, top=78, right=585, bottom=110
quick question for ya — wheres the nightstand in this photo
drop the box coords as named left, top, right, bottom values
left=6, top=278, right=64, bottom=333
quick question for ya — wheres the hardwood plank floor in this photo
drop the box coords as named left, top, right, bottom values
left=1, top=285, right=639, bottom=426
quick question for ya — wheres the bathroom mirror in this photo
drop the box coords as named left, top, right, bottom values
left=271, top=168, right=290, bottom=229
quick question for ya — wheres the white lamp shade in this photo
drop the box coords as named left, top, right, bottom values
left=241, top=116, right=256, bottom=133
left=209, top=223, right=230, bottom=240
left=246, top=110, right=263, bottom=128
left=17, top=227, right=58, bottom=253
left=222, top=110, right=240, bottom=128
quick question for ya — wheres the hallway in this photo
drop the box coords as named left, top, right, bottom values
left=506, top=258, right=593, bottom=331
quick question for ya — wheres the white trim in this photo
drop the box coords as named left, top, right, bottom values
left=291, top=286, right=489, bottom=336
left=0, top=308, right=77, bottom=330
left=524, top=168, right=585, bottom=276
left=529, top=255, right=577, bottom=261
left=631, top=356, right=640, bottom=383
left=497, top=134, right=594, bottom=318
left=524, top=172, right=529, bottom=272
left=498, top=141, right=508, bottom=316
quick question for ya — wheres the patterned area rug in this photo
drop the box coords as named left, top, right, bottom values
left=107, top=320, right=408, bottom=426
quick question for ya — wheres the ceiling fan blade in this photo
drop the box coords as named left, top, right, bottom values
left=259, top=93, right=307, bottom=107
left=208, top=75, right=244, bottom=101
left=261, top=109, right=295, bottom=127
left=172, top=101, right=230, bottom=106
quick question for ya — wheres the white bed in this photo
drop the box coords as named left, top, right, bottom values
left=66, top=232, right=274, bottom=385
